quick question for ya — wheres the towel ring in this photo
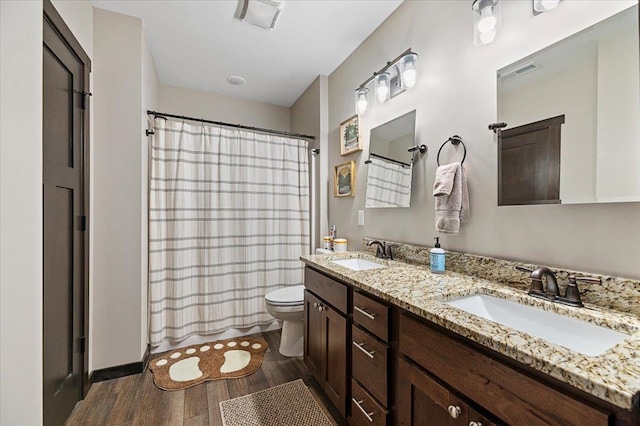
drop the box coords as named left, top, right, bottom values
left=437, top=135, right=466, bottom=166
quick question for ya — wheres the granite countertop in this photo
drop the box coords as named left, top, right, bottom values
left=300, top=251, right=640, bottom=410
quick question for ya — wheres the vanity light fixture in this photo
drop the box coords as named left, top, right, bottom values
left=472, top=0, right=501, bottom=46
left=353, top=48, right=419, bottom=114
left=532, top=0, right=562, bottom=15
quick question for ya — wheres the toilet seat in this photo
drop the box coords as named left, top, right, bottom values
left=265, top=285, right=304, bottom=307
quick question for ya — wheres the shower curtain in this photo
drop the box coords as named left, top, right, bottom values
left=149, top=118, right=309, bottom=346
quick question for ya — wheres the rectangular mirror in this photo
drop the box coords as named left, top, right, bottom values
left=365, top=110, right=416, bottom=208
left=497, top=5, right=639, bottom=205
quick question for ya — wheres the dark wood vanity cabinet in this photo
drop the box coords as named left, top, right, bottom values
left=303, top=268, right=348, bottom=417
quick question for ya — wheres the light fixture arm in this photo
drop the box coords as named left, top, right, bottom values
left=358, top=48, right=415, bottom=89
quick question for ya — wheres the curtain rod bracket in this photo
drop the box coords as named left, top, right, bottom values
left=146, top=129, right=155, bottom=136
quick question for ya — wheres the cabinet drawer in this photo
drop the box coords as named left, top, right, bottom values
left=399, top=314, right=611, bottom=426
left=305, top=267, right=348, bottom=315
left=353, top=291, right=389, bottom=342
left=351, top=379, right=388, bottom=426
left=352, top=325, right=388, bottom=407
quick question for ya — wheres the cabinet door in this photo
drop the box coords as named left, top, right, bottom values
left=397, top=358, right=468, bottom=426
left=304, top=290, right=324, bottom=381
left=322, top=303, right=348, bottom=417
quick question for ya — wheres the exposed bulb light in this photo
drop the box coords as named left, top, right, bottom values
left=374, top=72, right=391, bottom=103
left=473, top=0, right=501, bottom=46
left=533, top=0, right=562, bottom=14
left=398, top=52, right=419, bottom=90
left=354, top=87, right=369, bottom=115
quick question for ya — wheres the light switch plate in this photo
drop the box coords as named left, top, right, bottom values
left=358, top=210, right=365, bottom=226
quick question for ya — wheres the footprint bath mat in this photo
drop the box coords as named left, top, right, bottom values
left=148, top=337, right=268, bottom=391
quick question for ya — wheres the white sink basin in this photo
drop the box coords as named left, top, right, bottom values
left=445, top=294, right=629, bottom=357
left=330, top=258, right=387, bottom=271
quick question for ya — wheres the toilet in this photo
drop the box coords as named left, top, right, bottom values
left=265, top=284, right=305, bottom=357
left=265, top=248, right=332, bottom=357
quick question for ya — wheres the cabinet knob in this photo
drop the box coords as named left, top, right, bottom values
left=448, top=405, right=462, bottom=419
left=469, top=422, right=483, bottom=426
left=313, top=302, right=318, bottom=308
left=317, top=305, right=324, bottom=312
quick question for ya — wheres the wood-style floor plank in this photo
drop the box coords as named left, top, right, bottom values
left=66, top=329, right=346, bottom=426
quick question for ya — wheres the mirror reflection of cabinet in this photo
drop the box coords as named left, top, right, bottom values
left=497, top=5, right=639, bottom=205
left=365, top=110, right=416, bottom=208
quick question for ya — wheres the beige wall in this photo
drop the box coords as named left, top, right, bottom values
left=93, top=7, right=158, bottom=370
left=0, top=2, right=44, bottom=424
left=291, top=76, right=330, bottom=250
left=328, top=0, right=640, bottom=280
left=159, top=84, right=291, bottom=131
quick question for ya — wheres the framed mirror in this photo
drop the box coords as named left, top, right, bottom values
left=497, top=5, right=639, bottom=205
left=365, top=110, right=416, bottom=208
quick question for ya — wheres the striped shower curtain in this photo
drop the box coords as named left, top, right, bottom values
left=149, top=118, right=309, bottom=346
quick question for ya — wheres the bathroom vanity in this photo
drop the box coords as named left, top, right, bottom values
left=301, top=247, right=640, bottom=426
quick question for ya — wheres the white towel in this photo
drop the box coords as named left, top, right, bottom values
left=365, top=156, right=412, bottom=208
left=433, top=162, right=469, bottom=233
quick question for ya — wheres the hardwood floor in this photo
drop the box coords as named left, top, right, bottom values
left=66, top=330, right=348, bottom=426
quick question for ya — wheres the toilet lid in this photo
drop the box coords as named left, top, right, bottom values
left=265, top=285, right=305, bottom=305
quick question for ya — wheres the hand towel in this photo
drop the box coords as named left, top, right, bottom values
left=365, top=156, right=412, bottom=208
left=433, top=162, right=469, bottom=233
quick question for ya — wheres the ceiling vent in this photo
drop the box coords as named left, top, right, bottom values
left=239, top=0, right=285, bottom=30
left=499, top=62, right=542, bottom=82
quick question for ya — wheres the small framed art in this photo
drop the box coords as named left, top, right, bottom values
left=334, top=161, right=355, bottom=197
left=339, top=114, right=362, bottom=156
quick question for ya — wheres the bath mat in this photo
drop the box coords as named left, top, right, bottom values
left=219, top=379, right=333, bottom=426
left=148, top=336, right=268, bottom=391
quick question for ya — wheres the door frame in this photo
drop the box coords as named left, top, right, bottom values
left=43, top=0, right=91, bottom=397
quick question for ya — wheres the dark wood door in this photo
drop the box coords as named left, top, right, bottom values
left=397, top=358, right=469, bottom=426
left=498, top=115, right=564, bottom=205
left=304, top=290, right=324, bottom=379
left=43, top=1, right=90, bottom=425
left=322, top=304, right=347, bottom=417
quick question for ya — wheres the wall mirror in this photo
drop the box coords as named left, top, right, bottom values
left=497, top=5, right=639, bottom=205
left=365, top=110, right=416, bottom=208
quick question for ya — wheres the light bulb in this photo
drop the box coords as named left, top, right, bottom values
left=354, top=87, right=369, bottom=114
left=477, top=6, right=497, bottom=33
left=479, top=30, right=496, bottom=45
left=402, top=69, right=417, bottom=89
left=374, top=72, right=391, bottom=103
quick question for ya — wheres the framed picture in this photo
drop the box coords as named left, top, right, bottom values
left=340, top=114, right=362, bottom=156
left=334, top=161, right=355, bottom=197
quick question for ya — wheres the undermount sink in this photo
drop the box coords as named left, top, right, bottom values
left=445, top=294, right=629, bottom=357
left=330, top=258, right=387, bottom=271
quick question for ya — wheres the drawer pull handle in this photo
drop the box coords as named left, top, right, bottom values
left=448, top=405, right=462, bottom=419
left=469, top=422, right=483, bottom=426
left=352, top=341, right=375, bottom=359
left=352, top=398, right=375, bottom=422
left=354, top=305, right=377, bottom=320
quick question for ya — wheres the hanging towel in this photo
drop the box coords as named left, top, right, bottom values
left=365, top=156, right=412, bottom=208
left=433, top=162, right=469, bottom=233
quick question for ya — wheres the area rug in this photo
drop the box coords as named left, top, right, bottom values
left=219, top=379, right=333, bottom=426
left=148, top=337, right=268, bottom=391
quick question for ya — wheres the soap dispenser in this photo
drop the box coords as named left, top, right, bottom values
left=430, top=237, right=445, bottom=274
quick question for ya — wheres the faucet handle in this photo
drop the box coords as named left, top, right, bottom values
left=515, top=265, right=534, bottom=274
left=559, top=275, right=601, bottom=307
left=571, top=275, right=602, bottom=285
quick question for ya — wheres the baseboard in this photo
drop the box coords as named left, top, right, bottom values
left=90, top=344, right=151, bottom=383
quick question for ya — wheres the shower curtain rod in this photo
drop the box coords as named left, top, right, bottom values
left=147, top=110, right=316, bottom=140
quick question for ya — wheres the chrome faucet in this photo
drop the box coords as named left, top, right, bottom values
left=367, top=240, right=393, bottom=260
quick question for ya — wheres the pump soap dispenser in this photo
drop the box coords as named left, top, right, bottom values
left=430, top=237, right=445, bottom=274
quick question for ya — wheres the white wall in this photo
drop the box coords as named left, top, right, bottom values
left=291, top=76, right=330, bottom=250
left=93, top=7, right=156, bottom=370
left=0, top=2, right=44, bottom=424
left=596, top=26, right=640, bottom=202
left=328, top=0, right=640, bottom=280
left=159, top=84, right=291, bottom=131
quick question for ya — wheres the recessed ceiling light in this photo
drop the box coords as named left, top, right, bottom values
left=227, top=76, right=246, bottom=86
left=239, top=0, right=285, bottom=30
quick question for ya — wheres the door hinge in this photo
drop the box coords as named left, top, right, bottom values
left=79, top=336, right=86, bottom=354
left=80, top=215, right=87, bottom=231
left=81, top=91, right=92, bottom=110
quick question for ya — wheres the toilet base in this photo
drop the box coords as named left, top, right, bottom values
left=279, top=320, right=303, bottom=357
